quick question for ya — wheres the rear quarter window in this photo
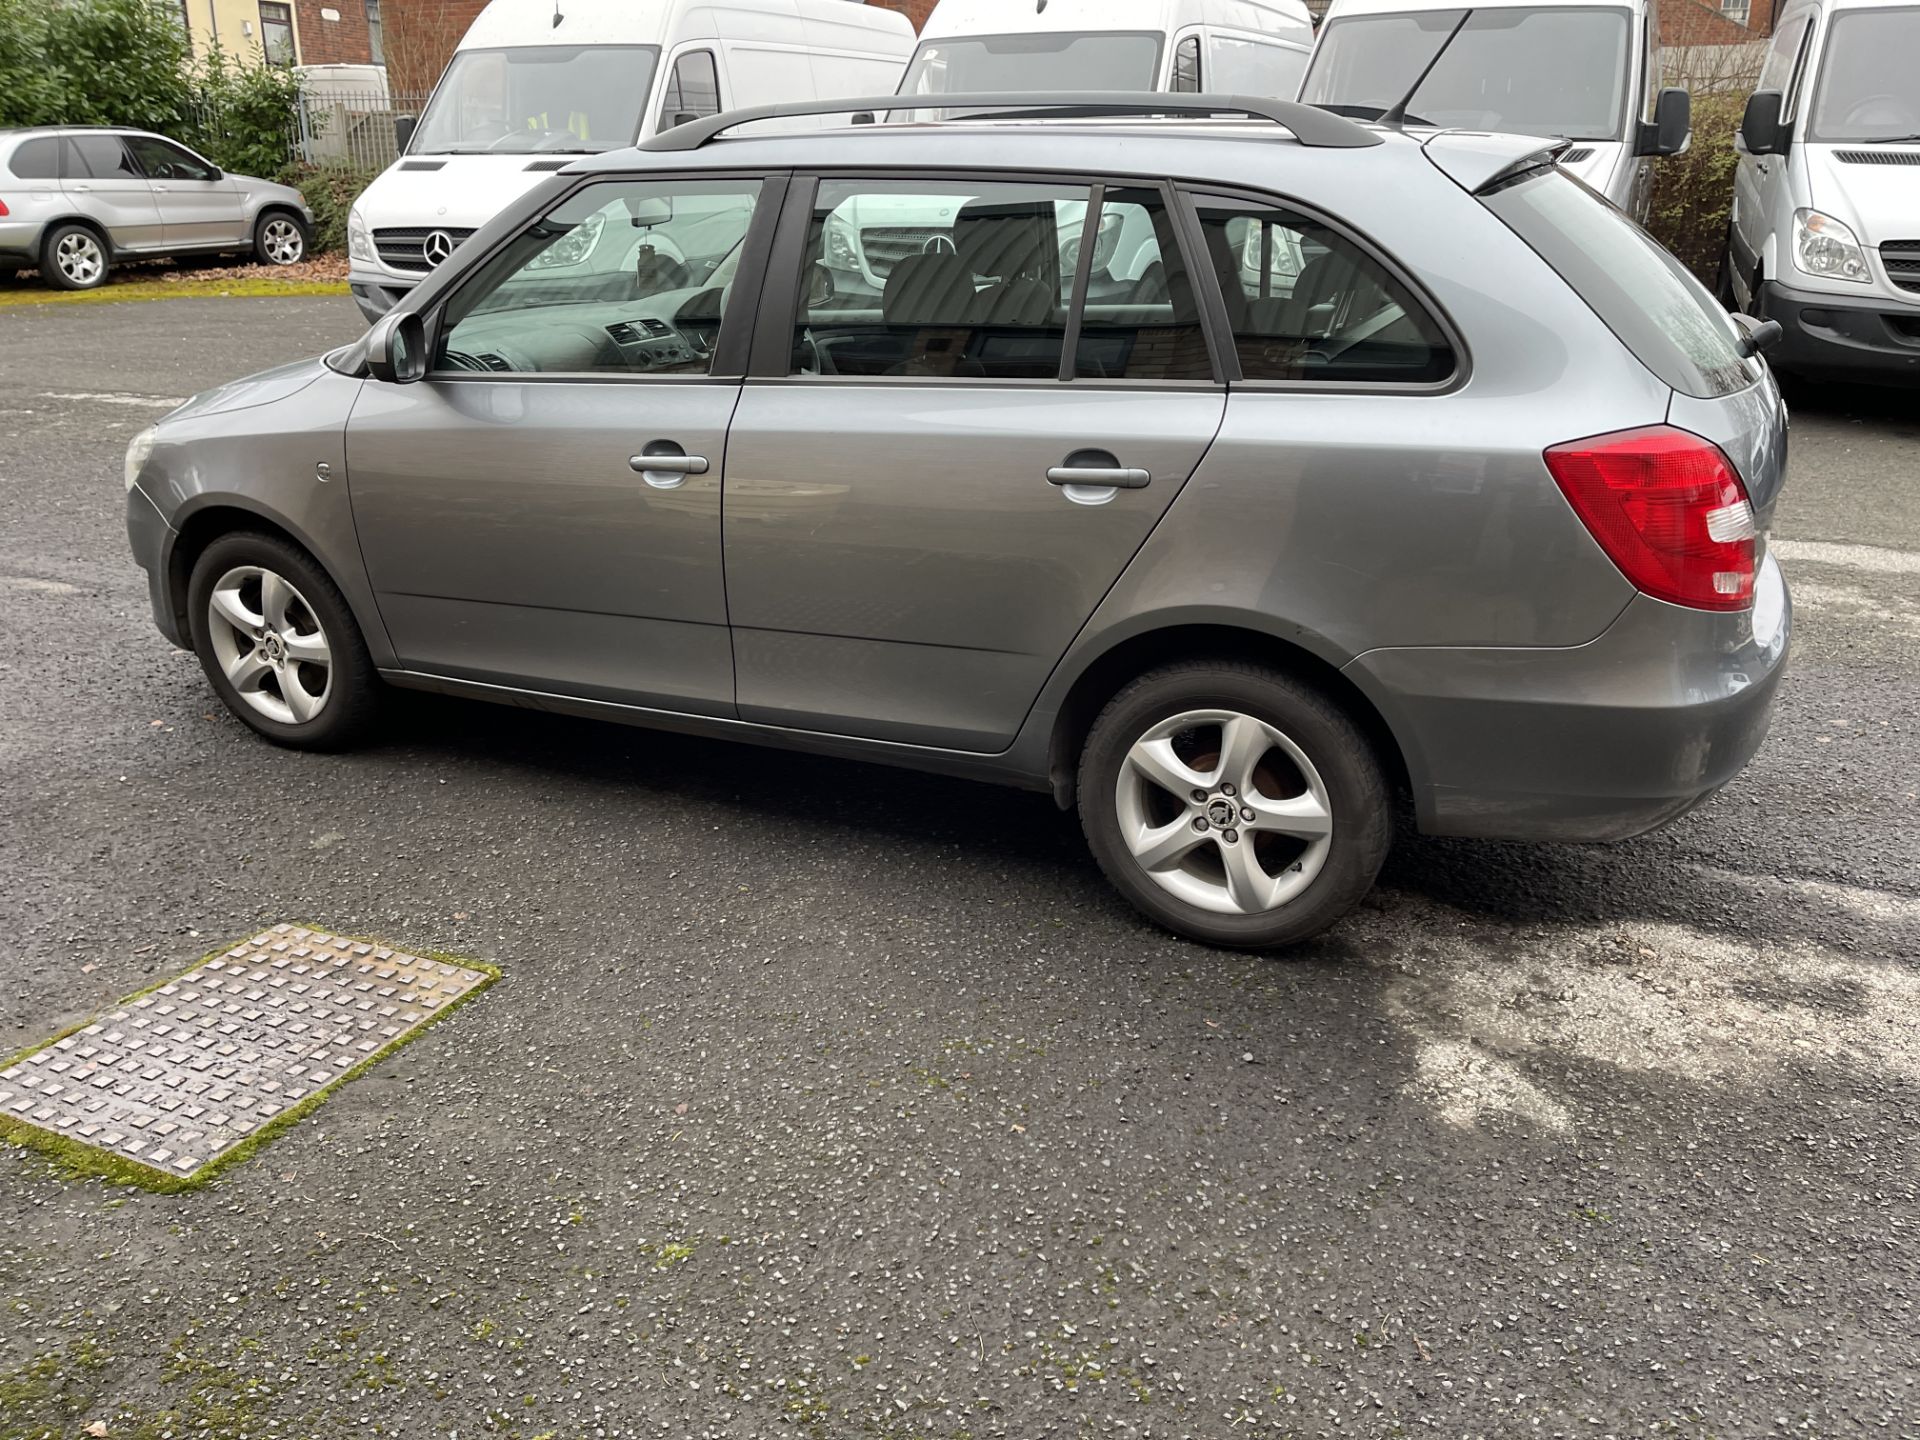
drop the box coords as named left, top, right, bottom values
left=6, top=137, right=61, bottom=179
left=1481, top=168, right=1760, bottom=400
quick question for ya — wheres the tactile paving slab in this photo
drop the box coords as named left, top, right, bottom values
left=0, top=926, right=490, bottom=1183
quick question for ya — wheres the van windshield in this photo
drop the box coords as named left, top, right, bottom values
left=1806, top=7, right=1920, bottom=143
left=1300, top=8, right=1633, bottom=142
left=411, top=45, right=661, bottom=154
left=899, top=32, right=1163, bottom=96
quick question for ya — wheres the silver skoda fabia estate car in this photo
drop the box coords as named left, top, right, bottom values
left=123, top=95, right=1791, bottom=949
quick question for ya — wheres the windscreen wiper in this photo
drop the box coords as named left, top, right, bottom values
left=1381, top=9, right=1472, bottom=131
left=1860, top=132, right=1920, bottom=145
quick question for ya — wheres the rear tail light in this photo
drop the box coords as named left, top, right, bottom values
left=0, top=198, right=10, bottom=218
left=1544, top=425, right=1756, bottom=612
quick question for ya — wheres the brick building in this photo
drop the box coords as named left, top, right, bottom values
left=1661, top=0, right=1780, bottom=44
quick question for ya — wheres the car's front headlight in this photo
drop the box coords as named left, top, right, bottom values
left=527, top=211, right=605, bottom=271
left=124, top=426, right=156, bottom=493
left=824, top=213, right=861, bottom=272
left=1793, top=209, right=1871, bottom=284
left=347, top=204, right=375, bottom=264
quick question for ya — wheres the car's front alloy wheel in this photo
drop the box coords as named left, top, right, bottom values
left=1079, top=661, right=1391, bottom=949
left=205, top=565, right=333, bottom=725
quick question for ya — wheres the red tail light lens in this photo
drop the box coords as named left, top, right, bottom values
left=1544, top=425, right=1756, bottom=612
left=0, top=198, right=10, bottom=218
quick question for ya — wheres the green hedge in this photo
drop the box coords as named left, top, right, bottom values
left=1646, top=90, right=1749, bottom=286
left=279, top=163, right=379, bottom=255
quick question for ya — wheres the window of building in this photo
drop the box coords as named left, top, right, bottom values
left=258, top=1, right=296, bottom=66
left=366, top=0, right=384, bottom=64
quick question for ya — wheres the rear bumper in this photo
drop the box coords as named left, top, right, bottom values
left=0, top=218, right=46, bottom=266
left=126, top=482, right=185, bottom=649
left=1348, top=556, right=1791, bottom=842
left=1761, top=278, right=1920, bottom=384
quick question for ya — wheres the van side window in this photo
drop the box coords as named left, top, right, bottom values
left=1171, top=36, right=1202, bottom=93
left=1072, top=188, right=1211, bottom=381
left=1205, top=34, right=1308, bottom=99
left=658, top=50, right=721, bottom=131
left=1756, top=16, right=1807, bottom=104
left=435, top=179, right=762, bottom=377
left=1190, top=195, right=1455, bottom=385
left=795, top=179, right=1089, bottom=380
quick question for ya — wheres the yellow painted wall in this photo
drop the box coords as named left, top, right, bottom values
left=180, top=0, right=303, bottom=66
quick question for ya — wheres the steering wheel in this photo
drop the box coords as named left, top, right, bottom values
left=793, top=329, right=825, bottom=376
left=1842, top=94, right=1917, bottom=132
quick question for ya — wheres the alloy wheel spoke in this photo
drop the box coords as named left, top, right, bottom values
left=1214, top=714, right=1272, bottom=793
left=1243, top=791, right=1333, bottom=841
left=281, top=673, right=322, bottom=723
left=1126, top=736, right=1210, bottom=799
left=225, top=649, right=273, bottom=694
left=258, top=571, right=294, bottom=632
left=1128, top=817, right=1210, bottom=872
left=210, top=583, right=262, bottom=636
left=1218, top=836, right=1280, bottom=914
left=281, top=628, right=329, bottom=665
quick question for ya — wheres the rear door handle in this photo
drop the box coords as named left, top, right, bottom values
left=629, top=443, right=709, bottom=489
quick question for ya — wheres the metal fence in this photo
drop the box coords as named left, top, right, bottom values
left=294, top=89, right=431, bottom=171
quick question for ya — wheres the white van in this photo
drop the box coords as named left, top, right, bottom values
left=346, top=0, right=914, bottom=322
left=899, top=0, right=1315, bottom=104
left=1723, top=0, right=1920, bottom=383
left=1298, top=0, right=1691, bottom=220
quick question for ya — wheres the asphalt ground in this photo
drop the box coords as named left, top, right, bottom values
left=1, top=295, right=1916, bottom=1438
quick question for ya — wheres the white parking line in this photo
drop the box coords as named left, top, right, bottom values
left=0, top=575, right=83, bottom=595
left=37, top=392, right=185, bottom=408
left=1773, top=539, right=1920, bottom=575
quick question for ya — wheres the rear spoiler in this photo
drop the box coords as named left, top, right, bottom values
left=1421, top=131, right=1574, bottom=195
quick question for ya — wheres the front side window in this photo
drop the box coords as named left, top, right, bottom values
left=899, top=32, right=1163, bottom=96
left=126, top=135, right=218, bottom=182
left=1300, top=7, right=1633, bottom=141
left=1171, top=35, right=1202, bottom=93
left=412, top=45, right=661, bottom=155
left=1205, top=34, right=1308, bottom=100
left=657, top=50, right=721, bottom=131
left=1191, top=195, right=1456, bottom=384
left=1481, top=167, right=1757, bottom=399
left=1806, top=7, right=1920, bottom=143
left=435, top=179, right=761, bottom=376
left=258, top=1, right=296, bottom=67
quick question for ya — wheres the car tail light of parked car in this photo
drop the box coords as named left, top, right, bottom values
left=1544, top=426, right=1757, bottom=612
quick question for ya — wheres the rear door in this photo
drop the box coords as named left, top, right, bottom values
left=720, top=173, right=1227, bottom=752
left=123, top=135, right=245, bottom=247
left=61, top=134, right=164, bottom=251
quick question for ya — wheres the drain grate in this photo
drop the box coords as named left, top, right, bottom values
left=0, top=926, right=491, bottom=1185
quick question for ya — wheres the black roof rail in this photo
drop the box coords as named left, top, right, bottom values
left=641, top=92, right=1383, bottom=153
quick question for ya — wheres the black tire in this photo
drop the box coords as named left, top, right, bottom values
left=1715, top=232, right=1740, bottom=312
left=253, top=210, right=309, bottom=267
left=186, top=531, right=379, bottom=751
left=1078, top=661, right=1391, bottom=950
left=41, top=222, right=110, bottom=290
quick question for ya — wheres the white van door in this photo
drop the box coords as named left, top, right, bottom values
left=1731, top=13, right=1816, bottom=306
left=1202, top=28, right=1310, bottom=101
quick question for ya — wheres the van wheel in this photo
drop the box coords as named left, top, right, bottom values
left=254, top=211, right=308, bottom=267
left=1715, top=234, right=1740, bottom=311
left=42, top=223, right=109, bottom=290
left=1077, top=661, right=1391, bottom=949
left=187, top=531, right=379, bottom=750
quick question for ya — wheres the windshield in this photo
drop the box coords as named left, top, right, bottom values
left=1300, top=8, right=1633, bottom=141
left=899, top=32, right=1163, bottom=95
left=411, top=45, right=661, bottom=155
left=1806, top=7, right=1920, bottom=142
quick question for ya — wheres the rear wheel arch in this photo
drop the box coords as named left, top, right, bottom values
left=1044, top=622, right=1413, bottom=811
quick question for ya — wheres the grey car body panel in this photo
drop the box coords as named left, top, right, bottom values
left=126, top=118, right=1791, bottom=842
left=724, top=384, right=1226, bottom=751
left=345, top=376, right=739, bottom=717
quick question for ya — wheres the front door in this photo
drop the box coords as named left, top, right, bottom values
left=124, top=135, right=246, bottom=247
left=61, top=134, right=164, bottom=251
left=723, top=176, right=1227, bottom=752
left=347, top=175, right=773, bottom=716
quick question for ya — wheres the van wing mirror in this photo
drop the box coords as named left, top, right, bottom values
left=366, top=310, right=427, bottom=384
left=393, top=113, right=417, bottom=155
left=1636, top=87, right=1691, bottom=157
left=1739, top=90, right=1791, bottom=157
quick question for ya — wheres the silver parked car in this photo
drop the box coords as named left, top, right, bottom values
left=123, top=94, right=1792, bottom=949
left=0, top=126, right=313, bottom=290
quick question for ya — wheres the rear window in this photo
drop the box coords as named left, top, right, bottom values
left=1481, top=168, right=1759, bottom=400
left=7, top=136, right=60, bottom=179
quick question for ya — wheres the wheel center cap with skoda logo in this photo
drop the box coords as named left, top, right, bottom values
left=1206, top=798, right=1237, bottom=828
left=423, top=230, right=455, bottom=266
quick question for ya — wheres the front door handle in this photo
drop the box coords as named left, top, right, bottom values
left=1047, top=449, right=1150, bottom=490
left=629, top=443, right=709, bottom=489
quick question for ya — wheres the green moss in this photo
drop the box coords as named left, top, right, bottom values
left=0, top=929, right=500, bottom=1194
left=0, top=277, right=350, bottom=309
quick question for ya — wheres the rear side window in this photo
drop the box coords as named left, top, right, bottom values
left=7, top=137, right=61, bottom=179
left=1481, top=168, right=1759, bottom=399
left=67, top=134, right=140, bottom=179
left=1190, top=195, right=1457, bottom=385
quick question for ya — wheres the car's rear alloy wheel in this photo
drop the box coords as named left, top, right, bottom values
left=187, top=532, right=378, bottom=750
left=44, top=224, right=107, bottom=290
left=257, top=214, right=306, bottom=266
left=1079, top=662, right=1391, bottom=949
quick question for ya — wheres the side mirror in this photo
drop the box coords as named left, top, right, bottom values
left=1636, top=87, right=1691, bottom=157
left=393, top=113, right=417, bottom=155
left=366, top=310, right=427, bottom=384
left=627, top=194, right=673, bottom=228
left=1732, top=312, right=1783, bottom=358
left=806, top=261, right=835, bottom=310
left=1740, top=90, right=1790, bottom=156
